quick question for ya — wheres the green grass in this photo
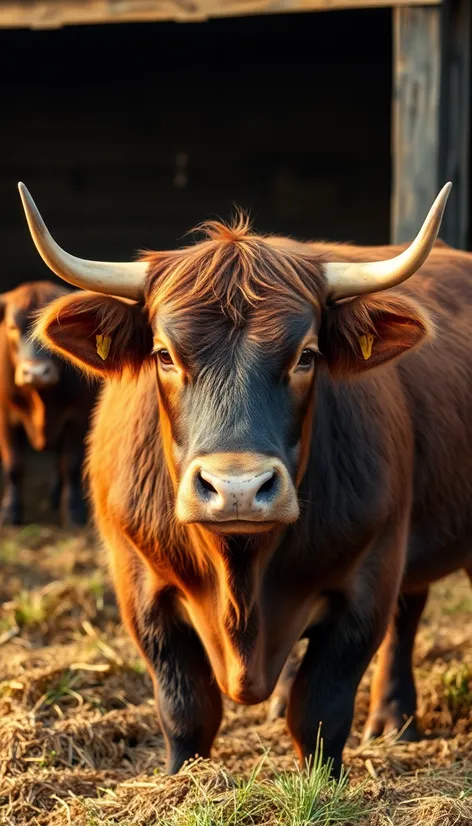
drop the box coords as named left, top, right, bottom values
left=0, top=615, right=16, bottom=634
left=443, top=662, right=472, bottom=714
left=5, top=569, right=108, bottom=633
left=85, top=572, right=105, bottom=610
left=79, top=758, right=472, bottom=826
left=13, top=588, right=49, bottom=627
left=442, top=596, right=472, bottom=615
left=128, top=657, right=147, bottom=675
left=0, top=539, right=18, bottom=564
left=81, top=747, right=369, bottom=826
left=0, top=524, right=44, bottom=562
left=42, top=669, right=81, bottom=707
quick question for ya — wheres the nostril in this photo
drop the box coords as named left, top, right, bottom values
left=200, top=475, right=218, bottom=494
left=196, top=471, right=218, bottom=499
left=255, top=472, right=278, bottom=502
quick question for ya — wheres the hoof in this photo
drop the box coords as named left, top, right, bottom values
left=267, top=695, right=287, bottom=722
left=362, top=714, right=421, bottom=744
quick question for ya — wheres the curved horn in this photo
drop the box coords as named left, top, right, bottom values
left=324, top=183, right=452, bottom=301
left=18, top=183, right=148, bottom=300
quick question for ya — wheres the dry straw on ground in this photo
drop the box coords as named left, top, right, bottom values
left=0, top=526, right=471, bottom=825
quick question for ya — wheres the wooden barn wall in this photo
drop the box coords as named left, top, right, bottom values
left=0, top=10, right=392, bottom=291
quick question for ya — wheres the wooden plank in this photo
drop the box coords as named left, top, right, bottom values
left=392, top=1, right=471, bottom=249
left=391, top=5, right=441, bottom=244
left=0, top=0, right=442, bottom=30
left=438, top=0, right=471, bottom=249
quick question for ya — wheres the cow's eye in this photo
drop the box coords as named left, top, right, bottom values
left=297, top=349, right=315, bottom=368
left=157, top=349, right=174, bottom=366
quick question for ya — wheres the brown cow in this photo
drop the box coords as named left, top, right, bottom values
left=19, top=182, right=472, bottom=777
left=0, top=281, right=95, bottom=525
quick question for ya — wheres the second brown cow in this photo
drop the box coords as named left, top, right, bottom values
left=0, top=281, right=95, bottom=525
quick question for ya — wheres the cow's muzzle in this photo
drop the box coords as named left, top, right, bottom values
left=15, top=359, right=60, bottom=389
left=176, top=452, right=299, bottom=533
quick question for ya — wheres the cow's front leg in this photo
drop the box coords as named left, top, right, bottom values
left=0, top=421, right=24, bottom=525
left=287, top=533, right=405, bottom=777
left=56, top=428, right=87, bottom=526
left=134, top=594, right=223, bottom=775
left=287, top=619, right=373, bottom=777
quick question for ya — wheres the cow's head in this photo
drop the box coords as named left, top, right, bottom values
left=21, top=183, right=449, bottom=535
left=0, top=281, right=67, bottom=389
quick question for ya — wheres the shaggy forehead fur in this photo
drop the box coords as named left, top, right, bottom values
left=142, top=214, right=325, bottom=344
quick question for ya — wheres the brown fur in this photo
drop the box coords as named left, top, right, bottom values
left=34, top=218, right=472, bottom=775
left=34, top=293, right=153, bottom=378
left=3, top=280, right=65, bottom=317
left=143, top=214, right=322, bottom=335
left=0, top=281, right=96, bottom=525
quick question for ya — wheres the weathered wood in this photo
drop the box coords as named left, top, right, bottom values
left=438, top=0, right=471, bottom=249
left=0, top=0, right=442, bottom=30
left=391, top=6, right=442, bottom=245
left=392, top=1, right=471, bottom=249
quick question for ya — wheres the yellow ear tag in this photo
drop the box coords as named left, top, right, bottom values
left=359, top=333, right=374, bottom=360
left=96, top=334, right=112, bottom=361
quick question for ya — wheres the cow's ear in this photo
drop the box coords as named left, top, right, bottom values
left=0, top=294, right=6, bottom=323
left=35, top=292, right=153, bottom=377
left=319, top=293, right=432, bottom=378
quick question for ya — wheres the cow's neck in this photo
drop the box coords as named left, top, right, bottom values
left=183, top=523, right=279, bottom=594
left=174, top=525, right=286, bottom=702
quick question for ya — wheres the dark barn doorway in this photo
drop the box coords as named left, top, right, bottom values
left=1, top=9, right=393, bottom=291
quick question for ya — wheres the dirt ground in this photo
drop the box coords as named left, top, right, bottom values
left=0, top=524, right=471, bottom=825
